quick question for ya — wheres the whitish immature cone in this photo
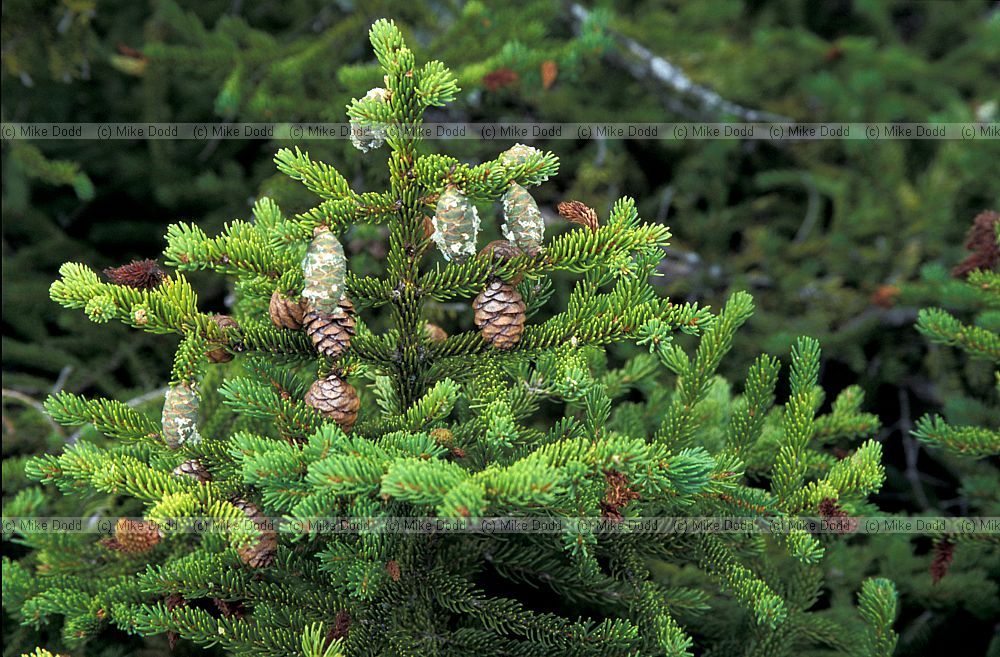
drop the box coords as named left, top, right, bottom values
left=304, top=373, right=361, bottom=432
left=172, top=459, right=212, bottom=483
left=205, top=314, right=241, bottom=364
left=350, top=87, right=390, bottom=152
left=474, top=278, right=527, bottom=349
left=161, top=382, right=200, bottom=448
left=305, top=296, right=356, bottom=358
left=231, top=498, right=277, bottom=569
left=431, top=185, right=480, bottom=261
left=112, top=518, right=161, bottom=553
left=501, top=182, right=544, bottom=255
left=557, top=200, right=599, bottom=232
left=302, top=228, right=347, bottom=315
left=499, top=143, right=542, bottom=166
left=269, top=289, right=305, bottom=329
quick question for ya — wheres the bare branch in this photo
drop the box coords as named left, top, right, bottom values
left=568, top=3, right=791, bottom=124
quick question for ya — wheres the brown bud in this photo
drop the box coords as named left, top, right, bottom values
left=599, top=470, right=640, bottom=521
left=557, top=201, right=599, bottom=232
left=482, top=67, right=519, bottom=91
left=430, top=427, right=453, bottom=446
left=423, top=323, right=448, bottom=343
left=269, top=289, right=306, bottom=330
left=930, top=539, right=955, bottom=584
left=952, top=210, right=999, bottom=278
left=870, top=285, right=900, bottom=309
left=540, top=60, right=558, bottom=89
left=386, top=559, right=401, bottom=582
left=328, top=610, right=351, bottom=642
left=206, top=314, right=241, bottom=363
left=103, top=259, right=165, bottom=290
left=817, top=498, right=857, bottom=534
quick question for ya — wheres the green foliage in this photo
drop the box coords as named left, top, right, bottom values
left=857, top=578, right=899, bottom=657
left=2, top=21, right=900, bottom=657
left=911, top=244, right=999, bottom=458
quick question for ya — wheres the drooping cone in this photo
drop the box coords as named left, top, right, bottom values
left=478, top=239, right=523, bottom=262
left=473, top=278, right=526, bottom=349
left=205, top=314, right=241, bottom=364
left=269, top=289, right=305, bottom=329
left=501, top=183, right=544, bottom=255
left=304, top=296, right=356, bottom=358
left=431, top=185, right=480, bottom=261
left=231, top=498, right=277, bottom=569
left=173, top=459, right=212, bottom=483
left=161, top=382, right=200, bottom=448
left=499, top=143, right=542, bottom=166
left=304, top=373, right=360, bottom=432
left=111, top=518, right=161, bottom=553
left=302, top=228, right=347, bottom=315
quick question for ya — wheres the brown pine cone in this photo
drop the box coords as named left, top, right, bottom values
left=478, top=239, right=523, bottom=261
left=269, top=289, right=305, bottom=329
left=386, top=559, right=401, bottom=582
left=111, top=518, right=160, bottom=553
left=304, top=373, right=360, bottom=432
left=172, top=459, right=212, bottom=483
left=231, top=498, right=277, bottom=569
left=328, top=610, right=351, bottom=642
left=206, top=314, right=241, bottom=363
left=304, top=297, right=356, bottom=358
left=473, top=278, right=526, bottom=349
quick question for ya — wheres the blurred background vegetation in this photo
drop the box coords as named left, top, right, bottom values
left=2, top=1, right=998, bottom=655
